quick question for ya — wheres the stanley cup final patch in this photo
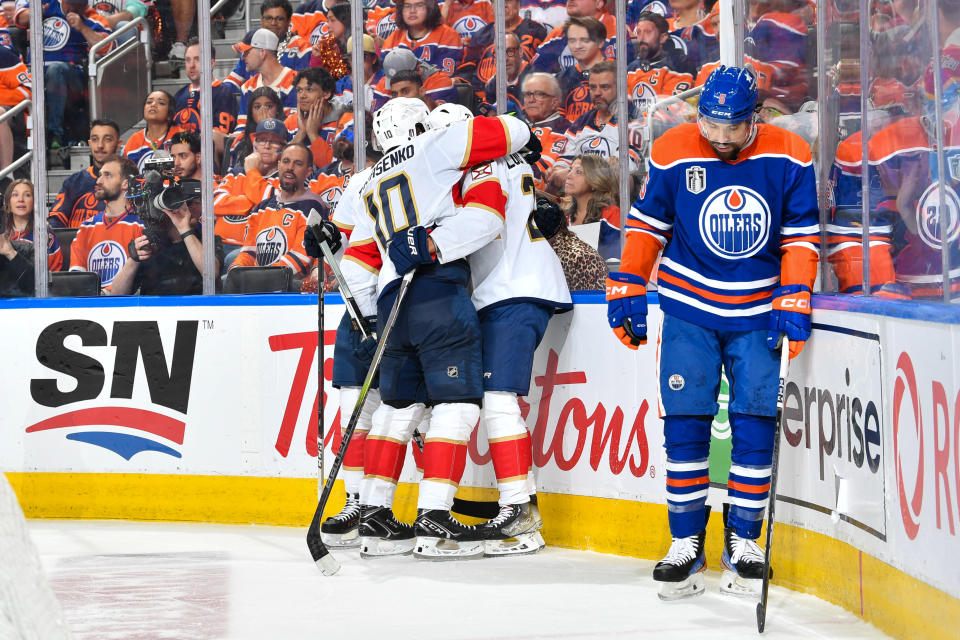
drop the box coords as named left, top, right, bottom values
left=686, top=166, right=706, bottom=194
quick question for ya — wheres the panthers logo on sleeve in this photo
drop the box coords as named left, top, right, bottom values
left=698, top=187, right=771, bottom=260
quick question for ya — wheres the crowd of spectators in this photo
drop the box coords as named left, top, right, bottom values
left=0, top=0, right=955, bottom=300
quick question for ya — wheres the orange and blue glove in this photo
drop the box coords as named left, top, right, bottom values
left=767, top=284, right=811, bottom=359
left=606, top=272, right=647, bottom=349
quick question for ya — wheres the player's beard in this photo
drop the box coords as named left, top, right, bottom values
left=707, top=139, right=744, bottom=161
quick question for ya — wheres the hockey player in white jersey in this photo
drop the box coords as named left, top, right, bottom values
left=424, top=103, right=572, bottom=556
left=342, top=97, right=541, bottom=560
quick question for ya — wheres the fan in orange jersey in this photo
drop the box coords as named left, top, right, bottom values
left=383, top=0, right=463, bottom=76
left=4, top=179, right=62, bottom=272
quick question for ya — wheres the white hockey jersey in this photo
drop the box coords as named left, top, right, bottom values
left=436, top=153, right=572, bottom=311
left=331, top=166, right=379, bottom=317
left=343, top=115, right=531, bottom=299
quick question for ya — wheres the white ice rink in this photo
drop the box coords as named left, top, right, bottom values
left=28, top=520, right=891, bottom=640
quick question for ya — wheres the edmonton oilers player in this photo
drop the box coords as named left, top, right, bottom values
left=606, top=66, right=818, bottom=599
left=423, top=103, right=571, bottom=556
left=342, top=98, right=539, bottom=560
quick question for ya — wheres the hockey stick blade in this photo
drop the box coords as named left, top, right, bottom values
left=756, top=337, right=790, bottom=633
left=304, top=270, right=416, bottom=575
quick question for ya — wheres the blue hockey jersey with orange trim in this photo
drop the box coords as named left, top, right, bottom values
left=173, top=80, right=238, bottom=134
left=49, top=166, right=105, bottom=228
left=530, top=12, right=626, bottom=74
left=382, top=24, right=464, bottom=76
left=622, top=123, right=819, bottom=330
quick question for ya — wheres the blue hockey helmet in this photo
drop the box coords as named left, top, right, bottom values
left=698, top=65, right=759, bottom=123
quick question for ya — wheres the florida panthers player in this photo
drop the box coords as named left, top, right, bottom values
left=606, top=66, right=818, bottom=599
left=342, top=98, right=539, bottom=560
left=424, top=103, right=572, bottom=556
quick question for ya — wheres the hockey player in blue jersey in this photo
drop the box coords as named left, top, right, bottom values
left=607, top=66, right=819, bottom=600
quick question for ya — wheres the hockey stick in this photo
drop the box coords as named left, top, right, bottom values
left=316, top=246, right=325, bottom=494
left=306, top=269, right=416, bottom=576
left=756, top=337, right=790, bottom=633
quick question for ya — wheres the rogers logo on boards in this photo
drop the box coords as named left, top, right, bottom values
left=27, top=320, right=199, bottom=459
left=893, top=351, right=960, bottom=541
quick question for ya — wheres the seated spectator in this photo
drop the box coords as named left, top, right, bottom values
left=229, top=87, right=286, bottom=170
left=459, top=0, right=546, bottom=90
left=745, top=0, right=811, bottom=109
left=15, top=0, right=111, bottom=148
left=530, top=0, right=624, bottom=75
left=366, top=0, right=399, bottom=42
left=215, top=118, right=288, bottom=251
left=521, top=0, right=571, bottom=29
left=676, top=1, right=718, bottom=72
left=374, top=47, right=459, bottom=110
left=287, top=66, right=350, bottom=168
left=0, top=38, right=29, bottom=182
left=335, top=34, right=383, bottom=111
left=483, top=32, right=528, bottom=105
left=441, top=0, right=495, bottom=45
left=290, top=0, right=330, bottom=43
left=226, top=0, right=311, bottom=92
left=627, top=0, right=675, bottom=30
left=49, top=119, right=120, bottom=228
left=175, top=37, right=237, bottom=170
left=87, top=0, right=148, bottom=43
left=315, top=2, right=349, bottom=56
left=4, top=179, right=62, bottom=271
left=556, top=16, right=608, bottom=122
left=383, top=0, right=463, bottom=76
left=629, top=10, right=694, bottom=74
left=109, top=180, right=224, bottom=295
left=69, top=155, right=144, bottom=291
left=231, top=143, right=325, bottom=286
left=234, top=28, right=299, bottom=132
left=522, top=72, right=571, bottom=181
left=666, top=0, right=703, bottom=32
left=0, top=221, right=32, bottom=297
left=534, top=195, right=607, bottom=290
left=562, top=154, right=621, bottom=260
left=124, top=90, right=176, bottom=171
left=169, top=130, right=208, bottom=183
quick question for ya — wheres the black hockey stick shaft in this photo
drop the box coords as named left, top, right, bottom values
left=306, top=270, right=416, bottom=575
left=316, top=264, right=325, bottom=490
left=756, top=338, right=790, bottom=633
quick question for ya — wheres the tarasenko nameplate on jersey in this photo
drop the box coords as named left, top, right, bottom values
left=698, top=186, right=770, bottom=259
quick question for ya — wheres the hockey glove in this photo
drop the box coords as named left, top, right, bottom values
left=767, top=284, right=811, bottom=359
left=304, top=220, right=343, bottom=258
left=353, top=316, right=378, bottom=362
left=533, top=197, right=563, bottom=240
left=519, top=128, right=542, bottom=165
left=388, top=225, right=436, bottom=275
left=606, top=272, right=648, bottom=349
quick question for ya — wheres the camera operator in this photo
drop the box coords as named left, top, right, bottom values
left=110, top=179, right=224, bottom=295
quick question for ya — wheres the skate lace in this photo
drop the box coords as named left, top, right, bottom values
left=330, top=496, right=361, bottom=522
left=730, top=534, right=764, bottom=565
left=486, top=505, right=518, bottom=528
left=663, top=536, right=699, bottom=566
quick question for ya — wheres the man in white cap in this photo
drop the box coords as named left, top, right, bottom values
left=371, top=47, right=459, bottom=111
left=233, top=27, right=298, bottom=132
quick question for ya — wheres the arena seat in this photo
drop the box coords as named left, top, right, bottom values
left=223, top=266, right=292, bottom=294
left=51, top=228, right=79, bottom=271
left=49, top=271, right=101, bottom=297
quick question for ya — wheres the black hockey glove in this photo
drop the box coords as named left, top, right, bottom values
left=533, top=197, right=563, bottom=240
left=353, top=316, right=378, bottom=363
left=304, top=220, right=343, bottom=258
left=519, top=128, right=542, bottom=164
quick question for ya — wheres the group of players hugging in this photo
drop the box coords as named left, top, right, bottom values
left=308, top=63, right=818, bottom=603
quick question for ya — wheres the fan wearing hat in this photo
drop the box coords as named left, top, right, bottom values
left=371, top=46, right=459, bottom=111
left=225, top=0, right=312, bottom=92
left=234, top=27, right=299, bottom=132
left=334, top=34, right=384, bottom=111
left=212, top=117, right=291, bottom=248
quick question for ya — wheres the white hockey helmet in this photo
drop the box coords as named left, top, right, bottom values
left=425, top=103, right=473, bottom=130
left=372, top=97, right=430, bottom=152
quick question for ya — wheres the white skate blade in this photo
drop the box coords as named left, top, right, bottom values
left=656, top=573, right=705, bottom=601
left=720, top=569, right=762, bottom=598
left=359, top=536, right=415, bottom=558
left=483, top=532, right=545, bottom=557
left=320, top=529, right=360, bottom=549
left=413, top=536, right=484, bottom=561
left=315, top=552, right=341, bottom=576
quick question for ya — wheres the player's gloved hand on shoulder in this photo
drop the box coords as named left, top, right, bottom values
left=606, top=272, right=648, bottom=349
left=353, top=316, right=378, bottom=362
left=304, top=220, right=342, bottom=258
left=519, top=127, right=542, bottom=164
left=767, top=284, right=811, bottom=359
left=533, top=197, right=563, bottom=239
left=388, top=225, right=436, bottom=275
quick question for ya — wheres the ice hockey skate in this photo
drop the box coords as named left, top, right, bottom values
left=652, top=531, right=707, bottom=601
left=413, top=509, right=485, bottom=560
left=358, top=505, right=415, bottom=558
left=720, top=527, right=769, bottom=597
left=319, top=493, right=361, bottom=548
left=480, top=503, right=545, bottom=557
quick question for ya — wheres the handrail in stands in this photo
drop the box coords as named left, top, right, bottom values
left=0, top=98, right=30, bottom=182
left=210, top=0, right=250, bottom=31
left=87, top=16, right=151, bottom=120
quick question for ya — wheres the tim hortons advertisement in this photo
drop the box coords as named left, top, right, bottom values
left=1, top=301, right=666, bottom=503
left=773, top=311, right=888, bottom=559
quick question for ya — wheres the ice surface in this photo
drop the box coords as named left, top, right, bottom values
left=27, top=520, right=891, bottom=640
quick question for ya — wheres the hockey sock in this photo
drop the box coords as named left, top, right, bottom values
left=360, top=403, right=424, bottom=507
left=339, top=387, right=379, bottom=495
left=418, top=402, right=480, bottom=511
left=663, top=415, right=712, bottom=537
left=483, top=391, right=533, bottom=506
left=727, top=412, right=775, bottom=539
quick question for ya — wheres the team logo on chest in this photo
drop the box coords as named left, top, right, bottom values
left=256, top=226, right=288, bottom=265
left=43, top=17, right=71, bottom=51
left=685, top=166, right=706, bottom=194
left=89, top=240, right=126, bottom=285
left=915, top=183, right=960, bottom=250
left=698, top=186, right=771, bottom=259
